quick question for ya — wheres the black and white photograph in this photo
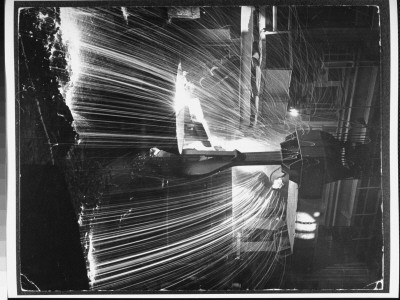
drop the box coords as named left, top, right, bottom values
left=4, top=0, right=399, bottom=297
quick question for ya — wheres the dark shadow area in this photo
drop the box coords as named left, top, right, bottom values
left=20, top=165, right=89, bottom=291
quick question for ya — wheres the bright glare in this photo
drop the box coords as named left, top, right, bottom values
left=188, top=97, right=205, bottom=123
left=174, top=70, right=205, bottom=123
left=313, top=211, right=321, bottom=218
left=59, top=8, right=82, bottom=108
left=174, top=63, right=214, bottom=150
left=295, top=222, right=317, bottom=232
left=173, top=63, right=190, bottom=113
left=295, top=232, right=315, bottom=240
left=296, top=212, right=316, bottom=223
left=289, top=108, right=299, bottom=117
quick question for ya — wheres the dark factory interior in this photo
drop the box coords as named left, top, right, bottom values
left=15, top=3, right=388, bottom=293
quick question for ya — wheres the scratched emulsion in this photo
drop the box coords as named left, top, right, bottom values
left=59, top=7, right=307, bottom=290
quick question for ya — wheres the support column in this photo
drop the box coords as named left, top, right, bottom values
left=259, top=6, right=266, bottom=69
left=239, top=6, right=254, bottom=127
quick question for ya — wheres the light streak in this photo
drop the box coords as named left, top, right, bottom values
left=52, top=6, right=315, bottom=290
left=121, top=7, right=129, bottom=24
left=87, top=231, right=97, bottom=287
left=59, top=8, right=82, bottom=110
